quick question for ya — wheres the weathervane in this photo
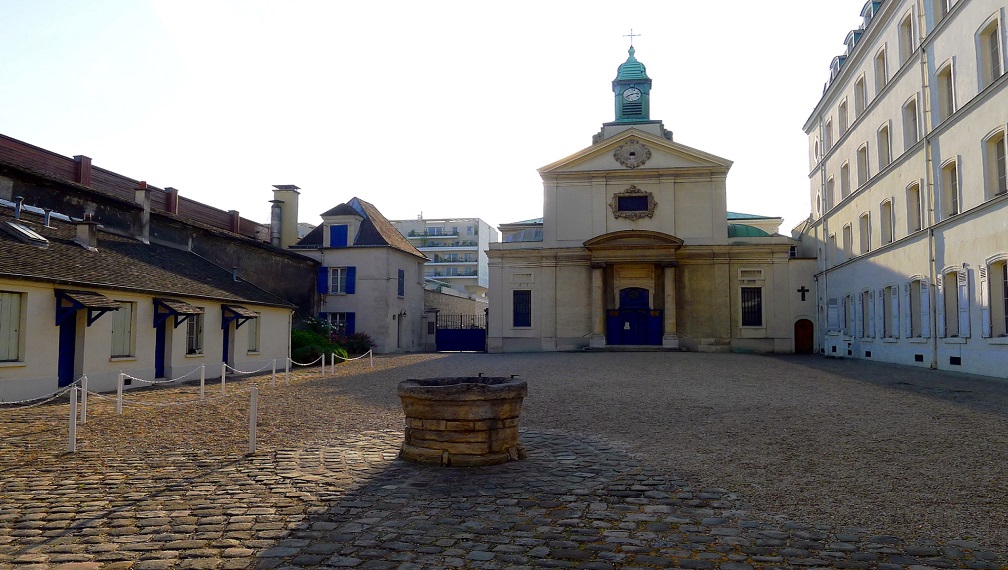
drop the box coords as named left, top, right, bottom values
left=623, top=29, right=640, bottom=46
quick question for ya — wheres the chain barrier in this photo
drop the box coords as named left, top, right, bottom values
left=288, top=354, right=323, bottom=367
left=331, top=349, right=373, bottom=362
left=127, top=366, right=202, bottom=385
left=0, top=375, right=85, bottom=408
left=223, top=361, right=273, bottom=375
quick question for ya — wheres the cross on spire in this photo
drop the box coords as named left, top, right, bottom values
left=623, top=29, right=640, bottom=46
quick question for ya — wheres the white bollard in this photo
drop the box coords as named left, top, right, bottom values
left=116, top=372, right=123, bottom=415
left=271, top=359, right=276, bottom=388
left=80, top=375, right=88, bottom=425
left=200, top=365, right=206, bottom=401
left=369, top=349, right=373, bottom=368
left=284, top=357, right=290, bottom=383
left=321, top=353, right=325, bottom=377
left=221, top=362, right=226, bottom=395
left=248, top=386, right=258, bottom=455
left=68, top=387, right=78, bottom=453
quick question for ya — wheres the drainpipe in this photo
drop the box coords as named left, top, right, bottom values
left=918, top=7, right=938, bottom=370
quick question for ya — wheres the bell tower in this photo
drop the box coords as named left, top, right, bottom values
left=613, top=46, right=652, bottom=123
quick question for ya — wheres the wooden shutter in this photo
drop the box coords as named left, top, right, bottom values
left=317, top=267, right=329, bottom=294
left=345, top=267, right=356, bottom=294
left=935, top=277, right=945, bottom=337
left=868, top=290, right=876, bottom=337
left=0, top=292, right=21, bottom=361
left=980, top=266, right=991, bottom=338
left=854, top=292, right=862, bottom=337
left=346, top=312, right=356, bottom=335
left=958, top=269, right=970, bottom=338
left=921, top=280, right=931, bottom=338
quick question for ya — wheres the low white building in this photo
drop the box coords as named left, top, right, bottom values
left=390, top=217, right=498, bottom=298
left=291, top=198, right=427, bottom=353
left=798, top=0, right=1008, bottom=377
left=0, top=200, right=294, bottom=402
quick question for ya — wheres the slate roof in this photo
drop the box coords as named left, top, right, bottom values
left=0, top=207, right=294, bottom=308
left=295, top=197, right=426, bottom=260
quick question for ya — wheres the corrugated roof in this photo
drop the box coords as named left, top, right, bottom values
left=0, top=208, right=294, bottom=308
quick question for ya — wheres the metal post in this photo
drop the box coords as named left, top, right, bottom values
left=68, top=387, right=78, bottom=453
left=116, top=372, right=123, bottom=415
left=321, top=353, right=325, bottom=378
left=248, top=386, right=258, bottom=455
left=80, top=375, right=88, bottom=425
left=369, top=349, right=373, bottom=368
left=284, top=357, right=289, bottom=383
left=271, top=359, right=276, bottom=388
left=221, top=362, right=226, bottom=395
left=200, top=364, right=205, bottom=401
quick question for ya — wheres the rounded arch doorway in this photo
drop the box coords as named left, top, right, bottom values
left=794, top=319, right=814, bottom=354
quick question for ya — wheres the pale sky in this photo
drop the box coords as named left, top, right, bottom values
left=0, top=1, right=868, bottom=235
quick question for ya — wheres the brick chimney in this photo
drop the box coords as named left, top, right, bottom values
left=271, top=185, right=300, bottom=249
left=73, top=155, right=92, bottom=186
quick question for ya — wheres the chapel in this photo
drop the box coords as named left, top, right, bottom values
left=487, top=46, right=817, bottom=353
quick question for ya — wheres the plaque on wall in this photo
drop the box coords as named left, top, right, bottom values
left=610, top=185, right=656, bottom=220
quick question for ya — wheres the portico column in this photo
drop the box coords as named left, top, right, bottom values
left=662, top=261, right=679, bottom=348
left=590, top=262, right=606, bottom=348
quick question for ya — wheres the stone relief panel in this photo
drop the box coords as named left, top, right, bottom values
left=613, top=139, right=651, bottom=169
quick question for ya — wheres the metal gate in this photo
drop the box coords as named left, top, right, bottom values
left=435, top=312, right=488, bottom=352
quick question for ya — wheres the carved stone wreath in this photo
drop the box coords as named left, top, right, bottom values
left=613, top=139, right=652, bottom=169
left=610, top=185, right=656, bottom=220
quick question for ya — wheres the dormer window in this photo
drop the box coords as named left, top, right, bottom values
left=329, top=224, right=348, bottom=247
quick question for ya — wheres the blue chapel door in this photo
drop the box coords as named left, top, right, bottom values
left=607, top=288, right=663, bottom=346
left=58, top=315, right=77, bottom=387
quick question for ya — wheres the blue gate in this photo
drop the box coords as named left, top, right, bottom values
left=606, top=287, right=663, bottom=345
left=436, top=312, right=488, bottom=352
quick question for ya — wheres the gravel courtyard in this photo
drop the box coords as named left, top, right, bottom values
left=2, top=351, right=1007, bottom=568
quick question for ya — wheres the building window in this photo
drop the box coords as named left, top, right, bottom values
left=839, top=100, right=849, bottom=134
left=397, top=269, right=405, bottom=297
left=328, top=312, right=348, bottom=334
left=828, top=234, right=837, bottom=265
left=330, top=267, right=356, bottom=294
left=845, top=294, right=854, bottom=335
left=878, top=124, right=892, bottom=169
left=840, top=162, right=851, bottom=198
left=857, top=144, right=870, bottom=187
left=186, top=312, right=204, bottom=355
left=899, top=12, right=915, bottom=64
left=825, top=177, right=835, bottom=211
left=859, top=212, right=871, bottom=254
left=110, top=301, right=135, bottom=358
left=937, top=63, right=955, bottom=123
left=824, top=120, right=833, bottom=152
left=882, top=286, right=893, bottom=338
left=875, top=49, right=888, bottom=94
left=880, top=199, right=894, bottom=245
left=933, top=0, right=949, bottom=23
left=907, top=183, right=923, bottom=232
left=985, top=130, right=1007, bottom=198
left=994, top=261, right=1008, bottom=336
left=941, top=270, right=962, bottom=337
left=0, top=291, right=23, bottom=362
left=247, top=315, right=260, bottom=352
left=903, top=96, right=919, bottom=148
left=513, top=290, right=532, bottom=327
left=854, top=76, right=867, bottom=117
left=740, top=287, right=763, bottom=327
left=329, top=224, right=348, bottom=248
left=842, top=224, right=853, bottom=259
left=941, top=160, right=960, bottom=218
left=980, top=19, right=1003, bottom=89
left=909, top=279, right=924, bottom=337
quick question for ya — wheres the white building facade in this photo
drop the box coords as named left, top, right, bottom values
left=390, top=217, right=498, bottom=298
left=798, top=0, right=1008, bottom=376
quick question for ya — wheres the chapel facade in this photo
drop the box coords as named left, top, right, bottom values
left=487, top=47, right=817, bottom=353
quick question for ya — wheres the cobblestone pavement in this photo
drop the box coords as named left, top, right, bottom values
left=1, top=355, right=1006, bottom=570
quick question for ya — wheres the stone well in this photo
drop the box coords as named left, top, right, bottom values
left=397, top=376, right=528, bottom=467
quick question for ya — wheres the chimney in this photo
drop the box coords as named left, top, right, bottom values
left=134, top=181, right=150, bottom=244
left=43, top=208, right=53, bottom=227
left=74, top=218, right=100, bottom=251
left=73, top=155, right=92, bottom=186
left=271, top=184, right=300, bottom=249
left=13, top=196, right=23, bottom=220
left=269, top=199, right=284, bottom=248
left=228, top=210, right=240, bottom=234
left=165, top=187, right=180, bottom=215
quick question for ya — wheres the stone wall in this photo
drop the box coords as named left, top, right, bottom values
left=424, top=289, right=488, bottom=314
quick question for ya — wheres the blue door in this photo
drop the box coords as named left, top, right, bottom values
left=155, top=323, right=166, bottom=378
left=58, top=315, right=77, bottom=387
left=607, top=288, right=663, bottom=345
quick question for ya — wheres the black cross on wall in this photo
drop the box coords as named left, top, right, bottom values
left=797, top=286, right=810, bottom=301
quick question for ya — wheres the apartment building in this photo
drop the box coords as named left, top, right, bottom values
left=798, top=0, right=1007, bottom=376
left=390, top=217, right=498, bottom=297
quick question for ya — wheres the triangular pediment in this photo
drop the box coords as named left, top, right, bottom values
left=538, top=129, right=732, bottom=176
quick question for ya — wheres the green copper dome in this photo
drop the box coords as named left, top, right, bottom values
left=615, top=46, right=649, bottom=81
left=727, top=224, right=772, bottom=238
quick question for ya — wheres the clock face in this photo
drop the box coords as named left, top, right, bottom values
left=623, top=87, right=642, bottom=102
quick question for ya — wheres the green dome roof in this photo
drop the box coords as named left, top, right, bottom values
left=615, top=46, right=649, bottom=81
left=727, top=224, right=771, bottom=238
